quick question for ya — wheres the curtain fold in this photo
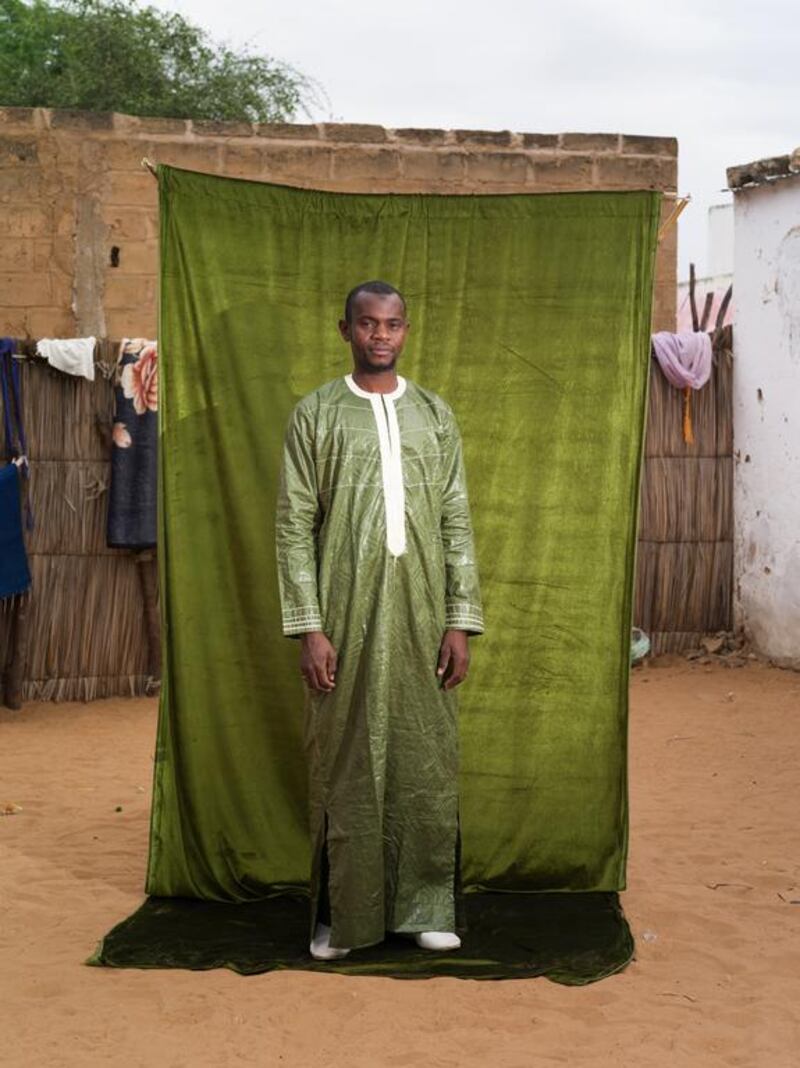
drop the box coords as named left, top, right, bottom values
left=146, top=165, right=660, bottom=900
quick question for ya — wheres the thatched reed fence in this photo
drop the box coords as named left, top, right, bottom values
left=1, top=330, right=733, bottom=705
left=636, top=325, right=734, bottom=653
left=0, top=343, right=157, bottom=706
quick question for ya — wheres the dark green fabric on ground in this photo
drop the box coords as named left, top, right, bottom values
left=87, top=891, right=634, bottom=984
left=146, top=167, right=660, bottom=906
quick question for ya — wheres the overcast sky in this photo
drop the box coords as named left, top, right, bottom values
left=159, top=0, right=796, bottom=278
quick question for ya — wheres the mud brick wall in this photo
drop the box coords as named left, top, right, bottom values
left=0, top=109, right=680, bottom=702
left=0, top=108, right=678, bottom=341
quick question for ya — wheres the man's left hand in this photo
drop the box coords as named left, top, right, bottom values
left=436, top=629, right=470, bottom=690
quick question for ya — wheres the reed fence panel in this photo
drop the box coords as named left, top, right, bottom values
left=1, top=330, right=734, bottom=702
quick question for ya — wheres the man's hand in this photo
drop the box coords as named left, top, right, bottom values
left=436, top=629, right=470, bottom=691
left=300, top=631, right=338, bottom=693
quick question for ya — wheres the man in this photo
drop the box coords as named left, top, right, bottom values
left=275, top=280, right=484, bottom=960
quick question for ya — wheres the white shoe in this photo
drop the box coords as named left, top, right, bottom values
left=310, top=923, right=350, bottom=960
left=414, top=931, right=461, bottom=951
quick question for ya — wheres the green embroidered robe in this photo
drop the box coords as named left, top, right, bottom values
left=275, top=373, right=484, bottom=949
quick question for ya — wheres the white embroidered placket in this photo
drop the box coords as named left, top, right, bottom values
left=344, top=374, right=407, bottom=557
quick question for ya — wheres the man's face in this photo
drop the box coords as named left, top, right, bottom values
left=339, top=292, right=409, bottom=373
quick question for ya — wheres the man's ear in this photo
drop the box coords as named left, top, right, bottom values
left=338, top=318, right=350, bottom=341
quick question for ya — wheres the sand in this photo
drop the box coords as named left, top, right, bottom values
left=1, top=658, right=799, bottom=1068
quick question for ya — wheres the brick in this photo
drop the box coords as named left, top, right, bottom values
left=331, top=148, right=400, bottom=182
left=106, top=307, right=157, bottom=340
left=595, top=154, right=677, bottom=190
left=223, top=145, right=267, bottom=178
left=103, top=274, right=156, bottom=310
left=4, top=239, right=33, bottom=270
left=0, top=168, right=43, bottom=200
left=50, top=109, right=114, bottom=130
left=115, top=114, right=189, bottom=136
left=466, top=151, right=527, bottom=184
left=520, top=133, right=559, bottom=150
left=104, top=140, right=154, bottom=171
left=321, top=123, right=387, bottom=143
left=0, top=137, right=38, bottom=164
left=392, top=128, right=447, bottom=145
left=529, top=154, right=593, bottom=189
left=652, top=281, right=677, bottom=332
left=622, top=134, right=678, bottom=157
left=0, top=205, right=50, bottom=236
left=255, top=122, right=320, bottom=139
left=402, top=150, right=465, bottom=182
left=102, top=206, right=157, bottom=241
left=561, top=132, right=620, bottom=153
left=262, top=146, right=333, bottom=182
left=109, top=240, right=158, bottom=275
left=33, top=237, right=72, bottom=274
left=146, top=142, right=222, bottom=173
left=106, top=171, right=158, bottom=205
left=0, top=272, right=52, bottom=306
left=37, top=137, right=79, bottom=171
left=55, top=206, right=77, bottom=237
left=1, top=306, right=75, bottom=337
left=0, top=107, right=39, bottom=128
left=50, top=272, right=74, bottom=307
left=454, top=129, right=512, bottom=147
left=192, top=119, right=254, bottom=137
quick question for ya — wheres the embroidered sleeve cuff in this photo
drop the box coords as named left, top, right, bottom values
left=282, top=606, right=323, bottom=636
left=445, top=602, right=485, bottom=634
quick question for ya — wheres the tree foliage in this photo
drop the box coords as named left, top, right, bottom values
left=0, top=0, right=313, bottom=122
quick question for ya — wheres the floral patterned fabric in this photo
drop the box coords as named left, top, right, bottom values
left=107, top=338, right=158, bottom=549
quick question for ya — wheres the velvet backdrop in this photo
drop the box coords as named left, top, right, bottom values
left=146, top=165, right=660, bottom=901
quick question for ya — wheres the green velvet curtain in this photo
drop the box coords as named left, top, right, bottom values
left=146, top=165, right=660, bottom=901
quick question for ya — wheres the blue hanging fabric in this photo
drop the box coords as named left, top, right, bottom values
left=0, top=462, right=31, bottom=598
left=0, top=338, right=33, bottom=532
left=0, top=337, right=32, bottom=597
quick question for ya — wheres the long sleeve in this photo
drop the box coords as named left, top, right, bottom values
left=275, top=402, right=323, bottom=637
left=440, top=408, right=484, bottom=634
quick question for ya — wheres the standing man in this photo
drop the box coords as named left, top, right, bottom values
left=275, top=281, right=484, bottom=960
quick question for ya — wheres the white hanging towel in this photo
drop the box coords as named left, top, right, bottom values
left=36, top=337, right=97, bottom=381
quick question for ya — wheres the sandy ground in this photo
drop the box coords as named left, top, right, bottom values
left=1, top=658, right=799, bottom=1068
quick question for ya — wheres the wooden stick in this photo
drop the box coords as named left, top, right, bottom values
left=658, top=195, right=690, bottom=241
left=689, top=263, right=699, bottom=332
left=712, top=284, right=733, bottom=349
left=699, top=291, right=714, bottom=331
left=141, top=157, right=158, bottom=179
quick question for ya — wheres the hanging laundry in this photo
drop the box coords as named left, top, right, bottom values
left=36, top=336, right=96, bottom=381
left=107, top=338, right=157, bottom=549
left=651, top=331, right=713, bottom=445
left=0, top=463, right=31, bottom=599
left=0, top=338, right=33, bottom=530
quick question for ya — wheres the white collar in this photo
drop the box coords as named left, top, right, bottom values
left=344, top=373, right=407, bottom=401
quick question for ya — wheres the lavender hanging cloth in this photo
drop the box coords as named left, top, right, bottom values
left=651, top=331, right=713, bottom=445
left=107, top=338, right=158, bottom=549
left=651, top=330, right=712, bottom=389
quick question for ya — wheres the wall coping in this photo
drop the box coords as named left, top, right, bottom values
left=727, top=148, right=800, bottom=192
left=0, top=106, right=678, bottom=157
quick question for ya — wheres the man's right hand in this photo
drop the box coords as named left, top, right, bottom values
left=300, top=631, right=338, bottom=693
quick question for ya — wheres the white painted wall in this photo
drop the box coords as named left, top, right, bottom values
left=732, top=176, right=800, bottom=667
left=708, top=203, right=734, bottom=277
